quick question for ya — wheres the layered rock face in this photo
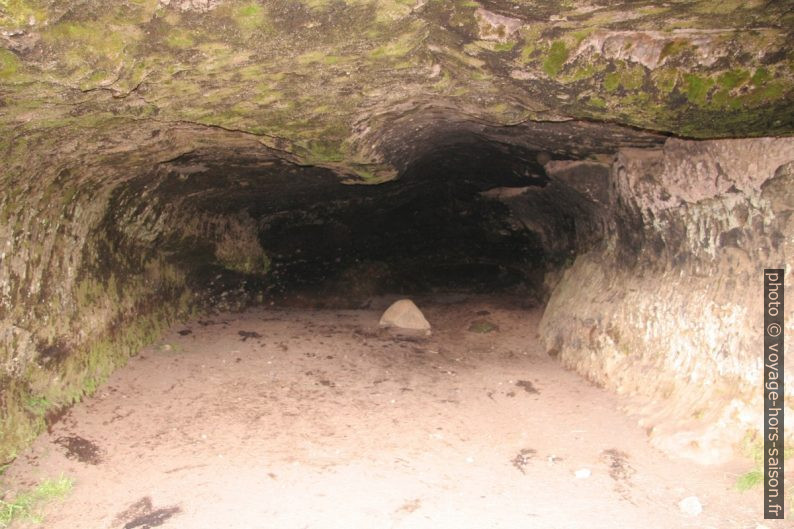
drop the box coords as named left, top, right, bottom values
left=1, top=0, right=792, bottom=463
left=539, top=139, right=794, bottom=463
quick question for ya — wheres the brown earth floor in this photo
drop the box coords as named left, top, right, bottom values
left=1, top=295, right=784, bottom=529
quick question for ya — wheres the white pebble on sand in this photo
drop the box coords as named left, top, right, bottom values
left=574, top=468, right=591, bottom=479
left=678, top=496, right=702, bottom=516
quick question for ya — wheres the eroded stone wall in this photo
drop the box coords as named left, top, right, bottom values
left=540, top=137, right=794, bottom=463
left=0, top=125, right=274, bottom=463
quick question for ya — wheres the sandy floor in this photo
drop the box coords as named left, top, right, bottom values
left=2, top=295, right=782, bottom=528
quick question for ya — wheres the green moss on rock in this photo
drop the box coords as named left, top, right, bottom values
left=684, top=73, right=716, bottom=106
left=0, top=49, right=20, bottom=79
left=0, top=0, right=48, bottom=28
left=165, top=28, right=196, bottom=49
left=1, top=263, right=198, bottom=464
left=603, top=62, right=646, bottom=93
left=718, top=69, right=750, bottom=90
left=543, top=40, right=569, bottom=77
left=751, top=67, right=771, bottom=86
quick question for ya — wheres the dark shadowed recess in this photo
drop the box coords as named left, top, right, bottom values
left=108, top=118, right=666, bottom=305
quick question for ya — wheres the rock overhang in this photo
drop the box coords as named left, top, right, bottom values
left=1, top=0, right=791, bottom=185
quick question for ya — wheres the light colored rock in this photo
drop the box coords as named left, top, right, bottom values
left=539, top=137, right=794, bottom=465
left=575, top=29, right=740, bottom=69
left=379, top=299, right=431, bottom=334
left=475, top=8, right=523, bottom=42
left=574, top=468, right=591, bottom=479
left=678, top=496, right=702, bottom=516
left=480, top=186, right=531, bottom=199
left=158, top=0, right=222, bottom=12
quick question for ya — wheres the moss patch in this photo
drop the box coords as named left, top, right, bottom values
left=468, top=320, right=498, bottom=333
left=232, top=2, right=269, bottom=35
left=0, top=252, right=199, bottom=464
left=603, top=62, right=645, bottom=93
left=543, top=40, right=568, bottom=77
left=369, top=31, right=421, bottom=60
left=659, top=39, right=691, bottom=61
left=165, top=28, right=195, bottom=49
left=0, top=49, right=20, bottom=80
left=751, top=67, right=771, bottom=86
left=0, top=0, right=48, bottom=28
left=684, top=73, right=716, bottom=105
left=718, top=69, right=749, bottom=90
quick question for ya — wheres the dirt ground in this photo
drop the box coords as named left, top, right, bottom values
left=1, top=295, right=784, bottom=528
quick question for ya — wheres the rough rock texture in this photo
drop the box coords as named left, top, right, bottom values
left=379, top=299, right=432, bottom=333
left=0, top=0, right=793, bottom=464
left=0, top=124, right=277, bottom=461
left=0, top=0, right=791, bottom=181
left=539, top=138, right=794, bottom=464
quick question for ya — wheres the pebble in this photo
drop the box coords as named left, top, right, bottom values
left=678, top=496, right=702, bottom=516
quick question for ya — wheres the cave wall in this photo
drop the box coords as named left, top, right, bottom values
left=540, top=137, right=794, bottom=464
left=2, top=0, right=793, bottom=469
left=0, top=124, right=276, bottom=464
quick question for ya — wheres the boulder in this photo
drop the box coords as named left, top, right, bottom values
left=379, top=299, right=431, bottom=334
